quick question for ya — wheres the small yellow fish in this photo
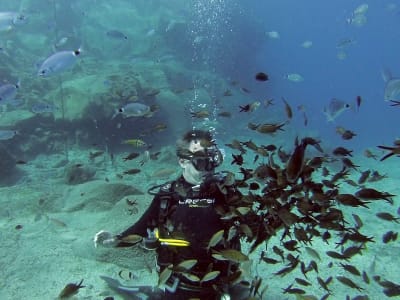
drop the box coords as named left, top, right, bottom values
left=123, top=139, right=147, bottom=147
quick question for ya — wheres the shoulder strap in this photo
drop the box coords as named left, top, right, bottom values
left=155, top=181, right=178, bottom=225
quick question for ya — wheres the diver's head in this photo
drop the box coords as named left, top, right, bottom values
left=176, top=130, right=223, bottom=185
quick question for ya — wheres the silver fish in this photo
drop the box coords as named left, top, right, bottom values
left=53, top=37, right=68, bottom=49
left=323, top=98, right=351, bottom=122
left=382, top=69, right=400, bottom=101
left=0, top=129, right=17, bottom=140
left=285, top=73, right=304, bottom=82
left=106, top=30, right=128, bottom=40
left=112, top=102, right=152, bottom=119
left=0, top=12, right=26, bottom=32
left=336, top=38, right=356, bottom=49
left=31, top=102, right=59, bottom=114
left=38, top=49, right=81, bottom=77
left=0, top=82, right=19, bottom=102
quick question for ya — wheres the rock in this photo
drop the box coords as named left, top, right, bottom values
left=62, top=180, right=145, bottom=212
left=0, top=146, right=20, bottom=186
left=64, top=163, right=96, bottom=185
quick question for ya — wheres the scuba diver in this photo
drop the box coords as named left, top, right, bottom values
left=94, top=129, right=252, bottom=299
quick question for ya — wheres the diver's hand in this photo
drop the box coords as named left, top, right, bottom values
left=94, top=230, right=119, bottom=248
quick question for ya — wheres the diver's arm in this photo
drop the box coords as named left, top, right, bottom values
left=115, top=195, right=161, bottom=247
left=94, top=195, right=160, bottom=248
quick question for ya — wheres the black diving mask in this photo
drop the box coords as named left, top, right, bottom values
left=180, top=147, right=223, bottom=172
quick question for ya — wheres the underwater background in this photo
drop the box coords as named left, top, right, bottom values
left=0, top=0, right=399, bottom=299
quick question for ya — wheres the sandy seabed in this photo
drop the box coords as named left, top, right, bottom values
left=0, top=149, right=399, bottom=300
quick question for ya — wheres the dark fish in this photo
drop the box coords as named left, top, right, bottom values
left=151, top=123, right=167, bottom=132
left=250, top=276, right=263, bottom=297
left=342, top=157, right=359, bottom=170
left=248, top=182, right=260, bottom=190
left=277, top=208, right=299, bottom=227
left=368, top=170, right=387, bottom=182
left=106, top=30, right=128, bottom=40
left=309, top=261, right=319, bottom=274
left=302, top=137, right=323, bottom=153
left=123, top=152, right=140, bottom=161
left=382, top=231, right=397, bottom=243
left=282, top=240, right=299, bottom=251
left=322, top=167, right=330, bottom=176
left=304, top=246, right=321, bottom=261
left=264, top=98, right=274, bottom=107
left=317, top=276, right=332, bottom=293
left=344, top=232, right=374, bottom=244
left=261, top=256, right=280, bottom=264
left=340, top=263, right=361, bottom=276
left=252, top=164, right=276, bottom=181
left=31, top=102, right=59, bottom=113
left=242, top=140, right=258, bottom=151
left=150, top=151, right=161, bottom=160
left=223, top=89, right=233, bottom=96
left=255, top=72, right=269, bottom=81
left=384, top=286, right=400, bottom=297
left=59, top=279, right=85, bottom=298
left=251, top=123, right=267, bottom=133
left=294, top=227, right=311, bottom=244
left=239, top=104, right=250, bottom=112
left=341, top=129, right=357, bottom=140
left=231, top=154, right=244, bottom=166
left=225, top=140, right=246, bottom=154
left=274, top=266, right=295, bottom=277
left=302, top=112, right=308, bottom=126
left=377, top=144, right=400, bottom=161
left=282, top=285, right=305, bottom=295
left=294, top=278, right=311, bottom=286
left=336, top=276, right=364, bottom=292
left=286, top=138, right=307, bottom=183
left=281, top=97, right=293, bottom=119
left=307, top=156, right=325, bottom=168
left=190, top=110, right=209, bottom=118
left=362, top=271, right=370, bottom=284
left=255, top=122, right=286, bottom=134
left=253, top=154, right=259, bottom=163
left=326, top=250, right=348, bottom=260
left=344, top=179, right=359, bottom=187
left=123, top=168, right=141, bottom=175
left=356, top=95, right=362, bottom=111
left=376, top=212, right=400, bottom=223
left=336, top=194, right=369, bottom=208
left=352, top=214, right=363, bottom=229
left=321, top=179, right=336, bottom=189
left=264, top=144, right=277, bottom=151
left=272, top=246, right=285, bottom=261
left=389, top=100, right=400, bottom=106
left=355, top=188, right=395, bottom=204
left=217, top=111, right=231, bottom=117
left=89, top=151, right=104, bottom=161
left=333, top=146, right=353, bottom=157
left=358, top=170, right=370, bottom=184
left=363, top=149, right=378, bottom=160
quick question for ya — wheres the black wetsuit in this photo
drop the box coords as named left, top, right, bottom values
left=117, top=175, right=243, bottom=299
